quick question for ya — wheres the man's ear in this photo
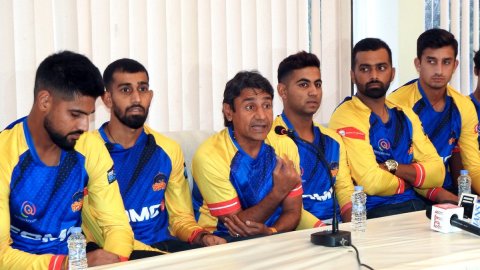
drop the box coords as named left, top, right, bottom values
left=277, top=83, right=287, bottom=99
left=37, top=90, right=51, bottom=112
left=223, top=103, right=233, bottom=122
left=102, top=91, right=112, bottom=108
left=414, top=58, right=421, bottom=72
left=350, top=70, right=356, bottom=84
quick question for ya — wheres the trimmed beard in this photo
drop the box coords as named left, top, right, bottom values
left=113, top=105, right=148, bottom=129
left=44, top=117, right=82, bottom=151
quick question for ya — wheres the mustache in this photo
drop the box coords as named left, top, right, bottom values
left=67, top=130, right=84, bottom=136
left=366, top=80, right=383, bottom=87
left=126, top=105, right=146, bottom=112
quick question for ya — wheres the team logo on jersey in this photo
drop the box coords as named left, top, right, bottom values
left=20, top=201, right=36, bottom=219
left=378, top=138, right=391, bottom=151
left=448, top=137, right=456, bottom=145
left=107, top=166, right=117, bottom=184
left=71, top=190, right=84, bottom=212
left=152, top=173, right=167, bottom=191
left=329, top=162, right=339, bottom=177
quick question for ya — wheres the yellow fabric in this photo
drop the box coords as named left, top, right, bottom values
left=329, top=96, right=444, bottom=196
left=82, top=125, right=203, bottom=252
left=0, top=124, right=133, bottom=269
left=389, top=83, right=480, bottom=194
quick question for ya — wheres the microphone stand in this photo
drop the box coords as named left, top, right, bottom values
left=282, top=128, right=351, bottom=247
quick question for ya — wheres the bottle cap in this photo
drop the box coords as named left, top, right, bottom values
left=354, top=185, right=364, bottom=191
left=71, top=227, right=82, bottom=233
left=460, top=170, right=469, bottom=176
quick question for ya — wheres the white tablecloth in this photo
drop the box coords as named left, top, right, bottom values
left=91, top=210, right=480, bottom=270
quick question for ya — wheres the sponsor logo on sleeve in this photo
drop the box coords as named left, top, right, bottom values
left=14, top=201, right=38, bottom=223
left=336, top=127, right=365, bottom=140
left=107, top=166, right=117, bottom=184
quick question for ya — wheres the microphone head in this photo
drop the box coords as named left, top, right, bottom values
left=430, top=203, right=464, bottom=233
left=274, top=125, right=287, bottom=135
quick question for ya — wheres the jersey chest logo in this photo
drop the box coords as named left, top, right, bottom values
left=152, top=172, right=167, bottom=191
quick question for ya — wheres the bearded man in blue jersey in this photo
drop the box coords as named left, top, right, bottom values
left=81, top=58, right=226, bottom=256
left=330, top=38, right=445, bottom=218
left=0, top=51, right=134, bottom=269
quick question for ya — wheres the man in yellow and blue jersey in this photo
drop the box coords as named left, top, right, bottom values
left=0, top=51, right=134, bottom=269
left=389, top=28, right=480, bottom=201
left=471, top=50, right=480, bottom=149
left=274, top=51, right=354, bottom=225
left=192, top=71, right=318, bottom=239
left=81, top=58, right=225, bottom=257
left=330, top=38, right=445, bottom=218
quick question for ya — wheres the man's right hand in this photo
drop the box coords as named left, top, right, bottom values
left=272, top=156, right=301, bottom=198
left=87, top=249, right=121, bottom=267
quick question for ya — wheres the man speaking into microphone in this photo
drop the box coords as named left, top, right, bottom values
left=273, top=51, right=355, bottom=225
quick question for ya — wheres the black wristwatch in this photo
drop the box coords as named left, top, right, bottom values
left=384, top=159, right=398, bottom=174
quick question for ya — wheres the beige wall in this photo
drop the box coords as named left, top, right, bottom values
left=397, top=0, right=425, bottom=87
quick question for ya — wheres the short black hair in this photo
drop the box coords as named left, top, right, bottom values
left=34, top=50, right=104, bottom=100
left=352, top=38, right=392, bottom=69
left=103, top=58, right=149, bottom=90
left=223, top=71, right=274, bottom=127
left=277, top=51, right=320, bottom=83
left=417, top=28, right=458, bottom=59
left=474, top=50, right=480, bottom=71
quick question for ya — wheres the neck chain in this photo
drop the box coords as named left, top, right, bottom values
left=105, top=124, right=119, bottom=144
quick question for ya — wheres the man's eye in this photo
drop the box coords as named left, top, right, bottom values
left=299, top=82, right=308, bottom=88
left=245, top=105, right=254, bottom=111
left=121, top=87, right=131, bottom=93
left=139, top=86, right=149, bottom=92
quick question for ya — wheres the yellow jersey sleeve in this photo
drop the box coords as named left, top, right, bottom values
left=329, top=97, right=405, bottom=196
left=146, top=128, right=205, bottom=243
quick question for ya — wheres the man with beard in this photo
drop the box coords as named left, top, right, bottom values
left=192, top=71, right=315, bottom=239
left=273, top=51, right=354, bottom=225
left=0, top=51, right=134, bottom=269
left=389, top=29, right=480, bottom=202
left=81, top=58, right=226, bottom=256
left=329, top=38, right=444, bottom=218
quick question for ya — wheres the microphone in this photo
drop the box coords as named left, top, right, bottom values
left=426, top=203, right=480, bottom=237
left=274, top=125, right=292, bottom=137
left=275, top=125, right=351, bottom=246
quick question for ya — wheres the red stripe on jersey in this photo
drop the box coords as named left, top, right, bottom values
left=396, top=178, right=405, bottom=194
left=314, top=220, right=326, bottom=227
left=340, top=201, right=352, bottom=215
left=48, top=255, right=66, bottom=270
left=427, top=188, right=440, bottom=201
left=287, top=184, right=303, bottom=197
left=413, top=163, right=425, bottom=188
left=336, top=127, right=365, bottom=140
left=207, top=197, right=241, bottom=216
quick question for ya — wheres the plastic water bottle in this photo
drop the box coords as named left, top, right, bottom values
left=351, top=186, right=367, bottom=232
left=458, top=169, right=472, bottom=197
left=68, top=227, right=88, bottom=270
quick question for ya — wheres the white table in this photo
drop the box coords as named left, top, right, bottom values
left=91, top=211, right=480, bottom=270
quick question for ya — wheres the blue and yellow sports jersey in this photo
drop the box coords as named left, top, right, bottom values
left=0, top=117, right=133, bottom=270
left=469, top=93, right=480, bottom=150
left=273, top=113, right=354, bottom=222
left=192, top=127, right=319, bottom=235
left=82, top=124, right=205, bottom=252
left=389, top=80, right=480, bottom=195
left=329, top=96, right=444, bottom=210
